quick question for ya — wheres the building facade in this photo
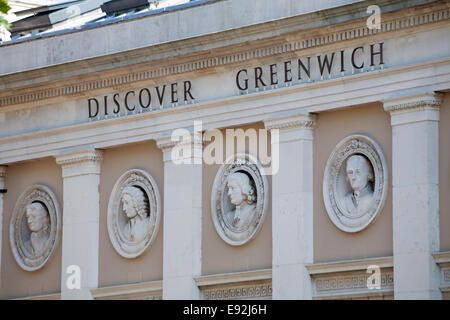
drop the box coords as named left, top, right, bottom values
left=0, top=0, right=449, bottom=300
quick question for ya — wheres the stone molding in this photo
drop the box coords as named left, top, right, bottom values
left=306, top=256, right=393, bottom=275
left=306, top=257, right=394, bottom=300
left=383, top=92, right=443, bottom=113
left=1, top=3, right=449, bottom=108
left=156, top=131, right=203, bottom=162
left=264, top=112, right=316, bottom=131
left=14, top=293, right=61, bottom=300
left=195, top=269, right=272, bottom=300
left=432, top=251, right=450, bottom=293
left=55, top=149, right=103, bottom=178
left=91, top=280, right=163, bottom=300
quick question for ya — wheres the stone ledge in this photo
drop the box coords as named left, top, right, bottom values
left=306, top=256, right=393, bottom=275
left=91, top=280, right=163, bottom=300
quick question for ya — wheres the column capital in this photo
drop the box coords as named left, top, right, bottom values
left=156, top=130, right=203, bottom=163
left=55, top=149, right=103, bottom=178
left=264, top=111, right=316, bottom=131
left=383, top=92, right=442, bottom=125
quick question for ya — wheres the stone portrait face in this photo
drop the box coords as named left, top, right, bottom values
left=121, top=186, right=147, bottom=219
left=122, top=193, right=135, bottom=218
left=25, top=202, right=49, bottom=233
left=227, top=172, right=254, bottom=207
left=346, top=155, right=372, bottom=192
left=227, top=176, right=244, bottom=206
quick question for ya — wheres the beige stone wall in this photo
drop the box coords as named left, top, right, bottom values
left=202, top=122, right=272, bottom=275
left=0, top=158, right=62, bottom=299
left=98, top=141, right=164, bottom=287
left=443, top=292, right=450, bottom=300
left=313, top=103, right=393, bottom=262
left=439, top=93, right=450, bottom=252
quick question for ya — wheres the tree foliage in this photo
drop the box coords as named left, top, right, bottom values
left=0, top=0, right=11, bottom=30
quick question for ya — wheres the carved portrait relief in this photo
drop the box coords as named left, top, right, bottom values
left=107, top=169, right=161, bottom=258
left=323, top=135, right=388, bottom=233
left=211, top=153, right=269, bottom=246
left=10, top=185, right=61, bottom=271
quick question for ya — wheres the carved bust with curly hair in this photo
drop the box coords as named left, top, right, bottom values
left=121, top=186, right=149, bottom=242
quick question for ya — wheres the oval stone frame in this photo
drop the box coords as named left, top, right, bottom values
left=323, top=134, right=389, bottom=233
left=211, top=153, right=269, bottom=246
left=107, top=169, right=161, bottom=259
left=10, top=184, right=61, bottom=272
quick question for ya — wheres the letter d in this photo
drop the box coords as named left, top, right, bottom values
left=88, top=98, right=99, bottom=118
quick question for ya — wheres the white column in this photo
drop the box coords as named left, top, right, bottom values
left=264, top=111, right=315, bottom=300
left=384, top=92, right=442, bottom=300
left=157, top=131, right=202, bottom=299
left=0, top=166, right=6, bottom=285
left=55, top=150, right=103, bottom=300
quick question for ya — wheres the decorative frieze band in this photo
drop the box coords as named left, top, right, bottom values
left=307, top=257, right=394, bottom=299
left=0, top=4, right=448, bottom=108
left=195, top=269, right=272, bottom=300
left=202, top=283, right=272, bottom=300
left=315, top=272, right=394, bottom=293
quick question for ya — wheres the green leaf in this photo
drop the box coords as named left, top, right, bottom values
left=0, top=0, right=11, bottom=15
left=0, top=16, right=10, bottom=30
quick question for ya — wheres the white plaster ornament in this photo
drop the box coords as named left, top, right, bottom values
left=323, top=134, right=388, bottom=233
left=107, top=169, right=161, bottom=258
left=211, top=153, right=269, bottom=246
left=10, top=184, right=61, bottom=271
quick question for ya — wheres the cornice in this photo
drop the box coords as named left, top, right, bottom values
left=433, top=251, right=450, bottom=265
left=195, top=269, right=272, bottom=287
left=91, top=280, right=163, bottom=300
left=264, top=113, right=316, bottom=131
left=306, top=256, right=393, bottom=275
left=0, top=2, right=448, bottom=108
left=156, top=131, right=203, bottom=150
left=383, top=92, right=443, bottom=113
left=55, top=149, right=104, bottom=166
